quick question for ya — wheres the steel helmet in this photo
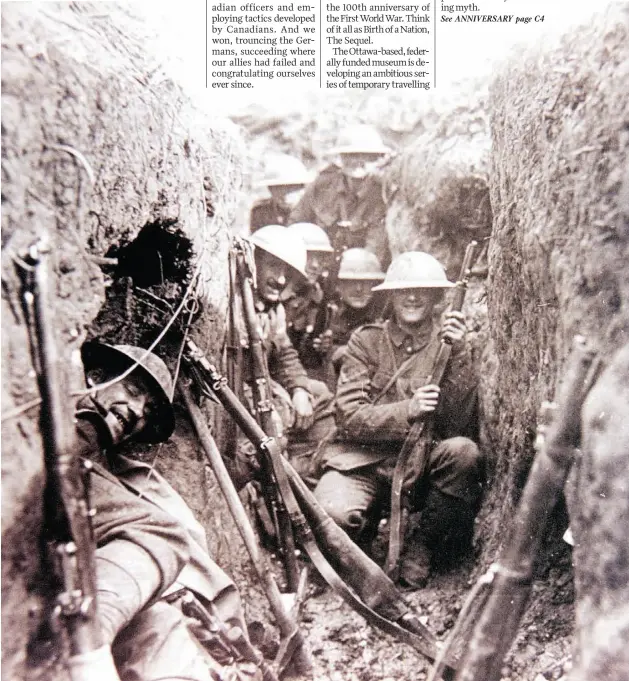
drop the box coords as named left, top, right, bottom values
left=264, top=154, right=311, bottom=188
left=338, top=248, right=385, bottom=281
left=372, top=252, right=455, bottom=290
left=288, top=222, right=333, bottom=253
left=246, top=224, right=308, bottom=278
left=331, top=124, right=390, bottom=156
left=81, top=342, right=176, bottom=443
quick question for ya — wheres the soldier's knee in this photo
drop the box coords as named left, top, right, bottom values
left=443, top=437, right=481, bottom=472
left=314, top=482, right=367, bottom=535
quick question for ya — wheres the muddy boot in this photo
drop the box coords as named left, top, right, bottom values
left=399, top=487, right=475, bottom=589
left=399, top=538, right=432, bottom=589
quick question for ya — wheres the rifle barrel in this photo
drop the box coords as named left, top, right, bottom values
left=457, top=336, right=596, bottom=681
left=20, top=240, right=119, bottom=680
left=181, top=383, right=313, bottom=677
left=235, top=251, right=300, bottom=593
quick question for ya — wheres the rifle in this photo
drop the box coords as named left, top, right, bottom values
left=179, top=372, right=312, bottom=678
left=165, top=587, right=280, bottom=681
left=223, top=243, right=243, bottom=461
left=182, top=341, right=458, bottom=676
left=234, top=242, right=300, bottom=593
left=299, top=230, right=348, bottom=360
left=385, top=240, right=479, bottom=580
left=455, top=336, right=599, bottom=681
left=16, top=238, right=120, bottom=681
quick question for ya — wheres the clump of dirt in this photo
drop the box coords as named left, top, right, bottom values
left=1, top=4, right=244, bottom=679
left=480, top=4, right=629, bottom=680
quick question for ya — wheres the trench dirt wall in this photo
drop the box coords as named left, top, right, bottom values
left=1, top=3, right=246, bottom=679
left=486, top=5, right=629, bottom=678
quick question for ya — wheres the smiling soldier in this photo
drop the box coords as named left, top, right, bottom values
left=240, top=225, right=335, bottom=484
left=313, top=251, right=483, bottom=588
left=74, top=342, right=259, bottom=680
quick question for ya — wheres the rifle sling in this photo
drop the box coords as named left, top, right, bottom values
left=384, top=240, right=479, bottom=579
left=258, top=433, right=456, bottom=670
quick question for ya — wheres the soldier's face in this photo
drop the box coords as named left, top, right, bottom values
left=269, top=184, right=303, bottom=203
left=256, top=251, right=289, bottom=303
left=306, top=251, right=331, bottom=283
left=340, top=152, right=382, bottom=179
left=392, top=289, right=442, bottom=327
left=338, top=279, right=375, bottom=310
left=85, top=370, right=156, bottom=445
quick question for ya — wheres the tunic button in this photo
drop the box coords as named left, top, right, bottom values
left=406, top=346, right=412, bottom=353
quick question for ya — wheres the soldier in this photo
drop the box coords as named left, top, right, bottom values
left=313, top=252, right=483, bottom=588
left=328, top=247, right=386, bottom=379
left=240, top=225, right=335, bottom=481
left=289, top=124, right=392, bottom=268
left=250, top=154, right=311, bottom=231
left=74, top=341, right=258, bottom=680
left=282, top=222, right=334, bottom=376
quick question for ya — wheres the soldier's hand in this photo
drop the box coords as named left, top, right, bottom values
left=312, top=329, right=333, bottom=354
left=408, top=384, right=440, bottom=421
left=292, top=388, right=314, bottom=431
left=442, top=311, right=466, bottom=347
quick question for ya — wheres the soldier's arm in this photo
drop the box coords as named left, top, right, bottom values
left=267, top=302, right=312, bottom=394
left=335, top=329, right=412, bottom=442
left=271, top=333, right=311, bottom=394
left=89, top=463, right=191, bottom=642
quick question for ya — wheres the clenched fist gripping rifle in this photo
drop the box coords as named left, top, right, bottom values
left=385, top=240, right=479, bottom=581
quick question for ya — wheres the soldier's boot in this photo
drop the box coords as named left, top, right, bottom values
left=399, top=487, right=475, bottom=589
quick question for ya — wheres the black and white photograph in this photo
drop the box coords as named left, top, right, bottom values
left=2, top=2, right=628, bottom=680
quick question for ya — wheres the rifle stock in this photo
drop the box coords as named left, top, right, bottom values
left=180, top=380, right=312, bottom=678
left=18, top=239, right=120, bottom=681
left=234, top=246, right=300, bottom=593
left=456, top=336, right=597, bottom=681
left=385, top=241, right=479, bottom=579
left=183, top=341, right=458, bottom=674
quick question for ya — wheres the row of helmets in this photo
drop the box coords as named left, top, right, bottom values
left=247, top=224, right=453, bottom=289
left=261, top=124, right=390, bottom=189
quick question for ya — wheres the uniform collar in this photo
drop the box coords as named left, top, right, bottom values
left=339, top=170, right=369, bottom=198
left=387, top=317, right=433, bottom=352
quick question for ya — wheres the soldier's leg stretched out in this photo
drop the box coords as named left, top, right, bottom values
left=111, top=600, right=218, bottom=681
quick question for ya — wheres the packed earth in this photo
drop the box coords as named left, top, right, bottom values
left=2, top=4, right=628, bottom=681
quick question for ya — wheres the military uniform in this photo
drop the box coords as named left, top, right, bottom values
left=78, top=419, right=254, bottom=681
left=283, top=281, right=327, bottom=376
left=289, top=164, right=391, bottom=268
left=250, top=197, right=291, bottom=231
left=328, top=299, right=385, bottom=374
left=239, top=299, right=335, bottom=481
left=314, top=318, right=482, bottom=538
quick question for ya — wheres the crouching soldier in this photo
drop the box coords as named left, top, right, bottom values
left=74, top=341, right=259, bottom=680
left=282, top=222, right=334, bottom=379
left=249, top=154, right=311, bottom=231
left=327, top=247, right=386, bottom=380
left=313, top=252, right=483, bottom=588
left=236, top=224, right=335, bottom=484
